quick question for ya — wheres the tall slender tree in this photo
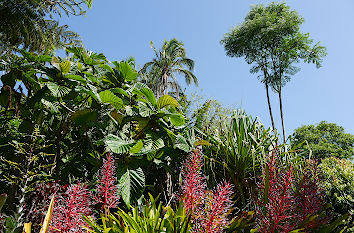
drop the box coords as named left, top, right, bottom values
left=221, top=2, right=326, bottom=144
left=140, top=39, right=198, bottom=97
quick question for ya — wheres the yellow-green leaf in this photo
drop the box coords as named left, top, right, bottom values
left=59, top=61, right=71, bottom=74
left=39, top=195, right=55, bottom=233
left=129, top=140, right=144, bottom=154
left=157, top=95, right=178, bottom=109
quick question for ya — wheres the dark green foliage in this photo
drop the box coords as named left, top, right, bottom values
left=0, top=0, right=92, bottom=55
left=201, top=109, right=277, bottom=207
left=291, top=121, right=354, bottom=160
left=0, top=47, right=189, bottom=215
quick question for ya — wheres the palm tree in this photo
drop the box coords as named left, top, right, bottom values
left=0, top=0, right=91, bottom=55
left=140, top=39, right=198, bottom=97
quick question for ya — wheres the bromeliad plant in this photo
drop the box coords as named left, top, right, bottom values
left=202, top=110, right=277, bottom=208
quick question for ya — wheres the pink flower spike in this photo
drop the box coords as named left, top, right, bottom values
left=203, top=182, right=233, bottom=233
left=180, top=149, right=206, bottom=216
left=95, top=153, right=120, bottom=213
left=50, top=183, right=93, bottom=233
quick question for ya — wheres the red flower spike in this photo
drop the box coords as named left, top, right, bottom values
left=294, top=160, right=327, bottom=231
left=180, top=149, right=233, bottom=233
left=50, top=183, right=93, bottom=233
left=95, top=153, right=120, bottom=213
left=255, top=153, right=296, bottom=233
left=201, top=182, right=233, bottom=233
left=181, top=149, right=206, bottom=217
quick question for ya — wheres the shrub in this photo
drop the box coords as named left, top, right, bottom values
left=319, top=157, right=354, bottom=230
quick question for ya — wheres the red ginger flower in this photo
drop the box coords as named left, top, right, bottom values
left=95, top=153, right=119, bottom=213
left=255, top=153, right=295, bottom=233
left=181, top=149, right=206, bottom=216
left=181, top=149, right=233, bottom=233
left=198, top=182, right=233, bottom=233
left=50, top=183, right=93, bottom=233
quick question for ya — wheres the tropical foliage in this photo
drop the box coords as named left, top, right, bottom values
left=0, top=0, right=92, bottom=55
left=0, top=1, right=352, bottom=233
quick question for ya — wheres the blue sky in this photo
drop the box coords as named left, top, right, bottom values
left=59, top=0, right=354, bottom=136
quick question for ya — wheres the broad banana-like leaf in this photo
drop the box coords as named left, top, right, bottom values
left=157, top=95, right=178, bottom=109
left=118, top=166, right=145, bottom=206
left=39, top=195, right=55, bottom=233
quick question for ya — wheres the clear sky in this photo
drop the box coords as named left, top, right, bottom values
left=59, top=0, right=354, bottom=136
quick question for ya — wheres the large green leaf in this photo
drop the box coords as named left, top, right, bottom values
left=99, top=90, right=123, bottom=109
left=105, top=135, right=134, bottom=154
left=118, top=62, right=138, bottom=82
left=129, top=140, right=144, bottom=154
left=157, top=95, right=178, bottom=109
left=175, top=134, right=191, bottom=152
left=71, top=109, right=97, bottom=125
left=99, top=64, right=114, bottom=73
left=118, top=166, right=145, bottom=206
left=169, top=114, right=185, bottom=127
left=59, top=61, right=71, bottom=74
left=140, top=87, right=156, bottom=107
left=64, top=74, right=87, bottom=84
left=138, top=103, right=153, bottom=117
left=47, top=82, right=70, bottom=98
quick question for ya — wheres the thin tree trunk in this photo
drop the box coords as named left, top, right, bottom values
left=265, top=82, right=276, bottom=131
left=278, top=88, right=286, bottom=144
left=162, top=73, right=169, bottom=96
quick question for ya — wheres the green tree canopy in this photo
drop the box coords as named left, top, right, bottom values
left=291, top=121, right=354, bottom=160
left=221, top=2, right=327, bottom=143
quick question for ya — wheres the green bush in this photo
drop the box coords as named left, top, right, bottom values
left=319, top=157, right=354, bottom=231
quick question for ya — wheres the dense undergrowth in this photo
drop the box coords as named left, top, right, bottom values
left=0, top=1, right=353, bottom=232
